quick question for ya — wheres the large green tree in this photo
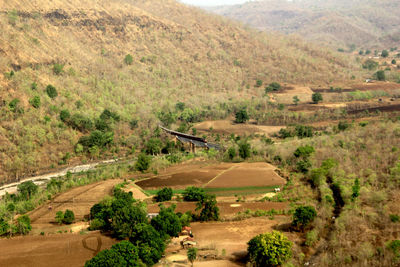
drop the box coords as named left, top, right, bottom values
left=17, top=181, right=38, bottom=200
left=151, top=205, right=182, bottom=238
left=292, top=206, right=317, bottom=230
left=247, top=231, right=292, bottom=267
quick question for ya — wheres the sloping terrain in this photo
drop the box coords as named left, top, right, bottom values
left=0, top=0, right=364, bottom=182
left=209, top=0, right=400, bottom=49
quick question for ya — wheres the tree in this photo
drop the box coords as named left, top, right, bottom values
left=55, top=211, right=64, bottom=225
left=16, top=215, right=32, bottom=235
left=392, top=59, right=397, bottom=65
left=381, top=50, right=389, bottom=58
left=247, top=231, right=292, bottom=267
left=362, top=59, right=379, bottom=70
left=183, top=187, right=206, bottom=202
left=312, top=92, right=323, bottom=104
left=124, top=54, right=133, bottom=65
left=135, top=153, right=151, bottom=172
left=46, top=84, right=58, bottom=99
left=155, top=188, right=173, bottom=202
left=235, top=108, right=249, bottom=123
left=151, top=205, right=182, bottom=238
left=129, top=223, right=166, bottom=266
left=84, top=247, right=127, bottom=267
left=29, top=96, right=41, bottom=108
left=292, top=206, right=317, bottom=230
left=265, top=82, right=281, bottom=92
left=351, top=178, right=360, bottom=201
left=255, top=79, right=263, bottom=87
left=187, top=248, right=198, bottom=266
left=0, top=218, right=10, bottom=236
left=145, top=138, right=162, bottom=155
left=17, top=181, right=38, bottom=200
left=110, top=241, right=143, bottom=267
left=111, top=204, right=147, bottom=240
left=376, top=70, right=386, bottom=81
left=238, top=141, right=251, bottom=159
left=59, top=109, right=71, bottom=123
left=227, top=147, right=236, bottom=160
left=196, top=194, right=219, bottom=221
left=63, top=209, right=75, bottom=224
left=294, top=145, right=315, bottom=158
left=293, top=95, right=300, bottom=105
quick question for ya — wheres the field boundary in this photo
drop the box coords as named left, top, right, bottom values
left=201, top=165, right=237, bottom=188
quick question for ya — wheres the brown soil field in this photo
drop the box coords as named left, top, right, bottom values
left=0, top=232, right=117, bottom=267
left=191, top=217, right=296, bottom=262
left=312, top=82, right=400, bottom=93
left=273, top=85, right=314, bottom=104
left=147, top=201, right=287, bottom=216
left=136, top=163, right=235, bottom=189
left=194, top=120, right=284, bottom=136
left=205, top=163, right=286, bottom=188
left=28, top=179, right=123, bottom=231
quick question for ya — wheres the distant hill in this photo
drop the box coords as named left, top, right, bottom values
left=0, top=0, right=362, bottom=181
left=209, top=0, right=400, bottom=49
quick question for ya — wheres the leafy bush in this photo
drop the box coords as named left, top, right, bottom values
left=63, top=209, right=75, bottom=224
left=265, top=82, right=281, bottom=92
left=53, top=63, right=64, bottom=75
left=235, top=108, right=249, bottom=123
left=292, top=206, right=317, bottom=230
left=390, top=214, right=400, bottom=223
left=78, top=130, right=114, bottom=150
left=338, top=121, right=350, bottom=131
left=16, top=215, right=32, bottom=235
left=305, top=229, right=318, bottom=246
left=362, top=59, right=379, bottom=70
left=381, top=50, right=389, bottom=58
left=182, top=187, right=206, bottom=202
left=124, top=54, right=133, bottom=65
left=135, top=153, right=151, bottom=172
left=187, top=248, right=198, bottom=266
left=8, top=98, right=20, bottom=112
left=46, top=84, right=58, bottom=99
left=255, top=79, right=263, bottom=87
left=247, top=231, right=292, bottom=266
left=29, top=96, right=41, bottom=108
left=227, top=147, right=236, bottom=160
left=155, top=188, right=173, bottom=202
left=294, top=145, right=315, bottom=158
left=69, top=114, right=94, bottom=132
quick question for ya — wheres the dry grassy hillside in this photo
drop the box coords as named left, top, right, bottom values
left=210, top=0, right=400, bottom=49
left=0, top=0, right=363, bottom=182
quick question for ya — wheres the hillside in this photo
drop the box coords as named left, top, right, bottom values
left=209, top=0, right=400, bottom=49
left=0, top=0, right=364, bottom=182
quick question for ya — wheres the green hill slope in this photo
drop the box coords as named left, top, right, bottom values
left=0, top=0, right=362, bottom=182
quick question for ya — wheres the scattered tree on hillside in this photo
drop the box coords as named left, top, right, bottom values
left=247, top=231, right=292, bottom=266
left=238, top=141, right=251, bottom=159
left=312, top=92, right=323, bottom=104
left=235, top=108, right=249, bottom=123
left=227, top=146, right=236, bottom=160
left=29, top=96, right=41, bottom=108
left=135, top=153, right=151, bottom=172
left=187, top=248, right=198, bottom=267
left=255, top=79, right=263, bottom=87
left=145, top=138, right=162, bottom=155
left=292, top=206, right=317, bottom=230
left=46, top=84, right=58, bottom=99
left=351, top=178, right=360, bottom=201
left=392, top=59, right=397, bottom=65
left=376, top=70, right=386, bottom=81
left=293, top=95, right=300, bottom=105
left=17, top=181, right=38, bottom=200
left=362, top=59, right=379, bottom=70
left=381, top=50, right=389, bottom=58
left=63, top=209, right=75, bottom=224
left=16, top=215, right=32, bottom=235
left=265, top=82, right=281, bottom=92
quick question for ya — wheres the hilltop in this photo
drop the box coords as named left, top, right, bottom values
left=209, top=0, right=400, bottom=49
left=0, top=0, right=363, bottom=181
